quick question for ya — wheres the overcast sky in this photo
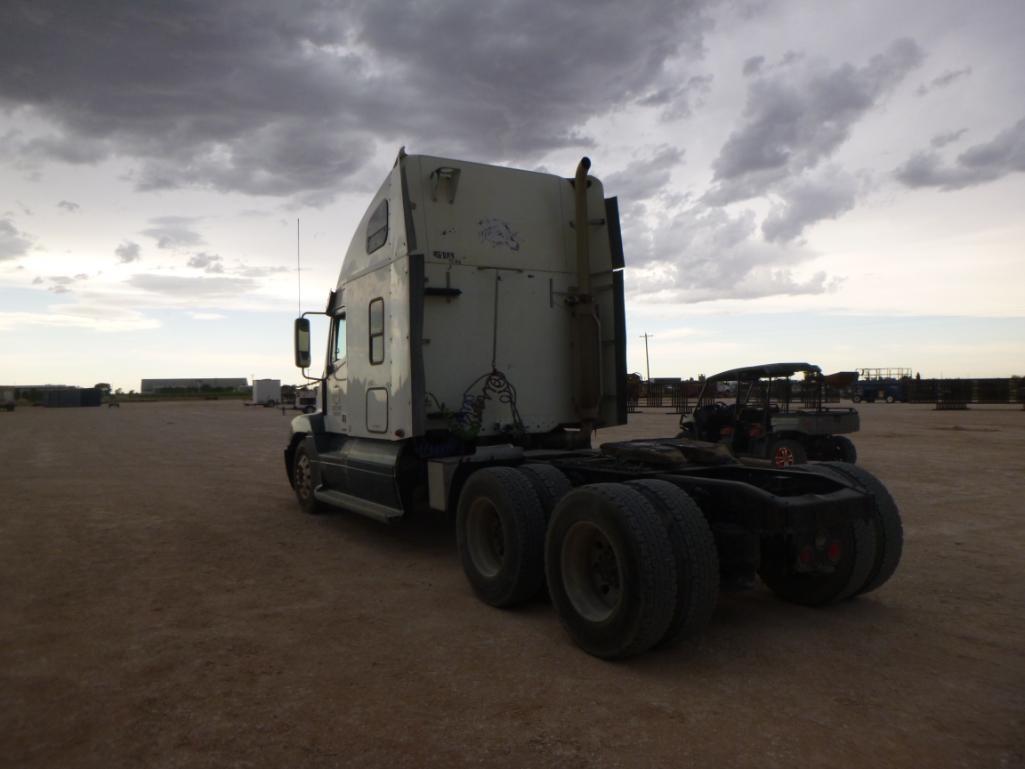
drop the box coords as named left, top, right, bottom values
left=2, top=0, right=1023, bottom=390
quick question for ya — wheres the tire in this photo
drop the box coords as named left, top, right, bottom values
left=292, top=442, right=324, bottom=515
left=769, top=438, right=808, bottom=467
left=625, top=480, right=719, bottom=645
left=814, top=462, right=903, bottom=596
left=759, top=517, right=876, bottom=606
left=851, top=394, right=862, bottom=403
left=517, top=464, right=572, bottom=522
left=545, top=483, right=677, bottom=659
left=834, top=436, right=858, bottom=464
left=885, top=395, right=895, bottom=404
left=456, top=467, right=547, bottom=608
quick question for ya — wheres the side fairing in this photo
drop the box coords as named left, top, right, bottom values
left=331, top=163, right=416, bottom=441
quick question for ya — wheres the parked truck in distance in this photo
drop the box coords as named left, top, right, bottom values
left=853, top=368, right=912, bottom=403
left=2, top=389, right=15, bottom=412
left=283, top=151, right=903, bottom=659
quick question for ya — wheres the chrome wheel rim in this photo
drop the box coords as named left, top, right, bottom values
left=561, top=521, right=622, bottom=622
left=296, top=454, right=313, bottom=500
left=466, top=498, right=504, bottom=578
left=774, top=446, right=795, bottom=467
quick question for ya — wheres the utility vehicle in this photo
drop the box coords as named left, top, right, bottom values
left=284, top=152, right=903, bottom=659
left=678, top=363, right=860, bottom=466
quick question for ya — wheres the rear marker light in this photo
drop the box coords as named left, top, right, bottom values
left=827, top=541, right=842, bottom=562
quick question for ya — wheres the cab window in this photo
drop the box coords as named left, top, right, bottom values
left=332, top=313, right=346, bottom=362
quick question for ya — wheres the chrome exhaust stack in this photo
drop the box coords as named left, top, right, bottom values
left=570, top=157, right=603, bottom=439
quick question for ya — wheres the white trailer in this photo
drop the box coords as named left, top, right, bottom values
left=251, top=379, right=281, bottom=407
left=284, top=152, right=903, bottom=659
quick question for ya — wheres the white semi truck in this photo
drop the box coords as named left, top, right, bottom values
left=285, top=151, right=903, bottom=659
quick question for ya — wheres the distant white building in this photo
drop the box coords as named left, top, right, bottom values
left=140, top=378, right=248, bottom=394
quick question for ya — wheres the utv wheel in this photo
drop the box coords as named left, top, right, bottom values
left=517, top=464, right=572, bottom=521
left=814, top=462, right=903, bottom=596
left=834, top=436, right=858, bottom=464
left=625, top=480, right=719, bottom=645
left=456, top=467, right=546, bottom=608
left=759, top=517, right=876, bottom=606
left=546, top=484, right=676, bottom=659
left=770, top=438, right=808, bottom=467
left=292, top=443, right=323, bottom=515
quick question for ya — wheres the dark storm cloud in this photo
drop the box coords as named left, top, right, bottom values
left=0, top=218, right=32, bottom=260
left=115, top=241, right=141, bottom=263
left=141, top=217, right=204, bottom=250
left=57, top=199, right=80, bottom=212
left=895, top=117, right=1025, bottom=190
left=761, top=167, right=859, bottom=243
left=0, top=0, right=712, bottom=200
left=128, top=274, right=256, bottom=296
left=707, top=38, right=923, bottom=203
left=930, top=128, right=967, bottom=149
left=628, top=204, right=838, bottom=302
left=742, top=55, right=764, bottom=76
left=915, top=67, right=972, bottom=97
left=603, top=146, right=686, bottom=204
left=636, top=75, right=713, bottom=121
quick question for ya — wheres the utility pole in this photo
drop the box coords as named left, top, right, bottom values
left=640, top=333, right=653, bottom=381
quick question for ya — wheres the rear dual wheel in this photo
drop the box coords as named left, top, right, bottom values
left=457, top=470, right=720, bottom=659
left=545, top=484, right=676, bottom=659
left=456, top=467, right=548, bottom=607
left=545, top=482, right=719, bottom=659
left=759, top=463, right=903, bottom=605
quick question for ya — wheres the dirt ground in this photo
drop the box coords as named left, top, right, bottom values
left=1, top=401, right=1023, bottom=769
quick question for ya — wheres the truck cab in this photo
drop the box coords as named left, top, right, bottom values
left=283, top=153, right=903, bottom=661
left=287, top=152, right=626, bottom=521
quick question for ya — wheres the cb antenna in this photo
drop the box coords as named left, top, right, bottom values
left=296, top=218, right=301, bottom=315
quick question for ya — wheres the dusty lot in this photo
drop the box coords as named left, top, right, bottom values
left=1, top=401, right=1023, bottom=768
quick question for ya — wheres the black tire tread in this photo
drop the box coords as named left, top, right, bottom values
left=546, top=483, right=677, bottom=659
left=518, top=464, right=573, bottom=521
left=815, top=462, right=903, bottom=596
left=293, top=442, right=324, bottom=515
left=456, top=467, right=547, bottom=608
left=834, top=436, right=858, bottom=464
left=625, top=480, right=719, bottom=644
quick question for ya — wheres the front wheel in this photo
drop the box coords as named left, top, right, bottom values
left=292, top=442, right=323, bottom=515
left=546, top=484, right=677, bottom=659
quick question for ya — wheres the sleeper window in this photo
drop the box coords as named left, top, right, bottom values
left=369, top=298, right=384, bottom=364
left=366, top=200, right=388, bottom=254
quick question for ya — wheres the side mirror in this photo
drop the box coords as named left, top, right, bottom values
left=294, top=318, right=311, bottom=368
